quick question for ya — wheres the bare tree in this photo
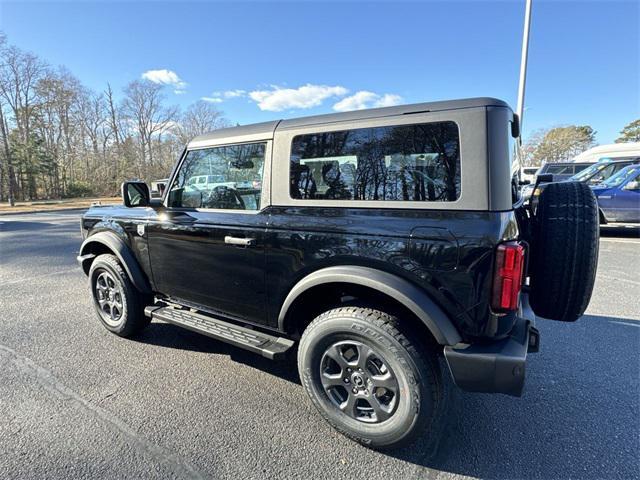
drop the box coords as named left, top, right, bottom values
left=0, top=43, right=48, bottom=203
left=0, top=34, right=234, bottom=204
left=105, top=83, right=121, bottom=147
left=175, top=100, right=229, bottom=144
left=121, top=79, right=178, bottom=177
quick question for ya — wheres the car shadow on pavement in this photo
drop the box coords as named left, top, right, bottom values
left=0, top=220, right=58, bottom=231
left=136, top=314, right=639, bottom=479
left=600, top=225, right=640, bottom=238
left=135, top=321, right=301, bottom=385
left=387, top=314, right=640, bottom=479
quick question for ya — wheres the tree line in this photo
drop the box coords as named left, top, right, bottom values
left=0, top=33, right=229, bottom=206
left=2, top=32, right=638, bottom=204
left=522, top=119, right=639, bottom=167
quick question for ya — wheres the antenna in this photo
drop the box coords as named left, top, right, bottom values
left=516, top=0, right=533, bottom=141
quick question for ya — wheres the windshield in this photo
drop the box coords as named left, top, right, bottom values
left=570, top=162, right=608, bottom=182
left=602, top=165, right=640, bottom=187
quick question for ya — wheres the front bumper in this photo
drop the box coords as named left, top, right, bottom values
left=444, top=296, right=538, bottom=397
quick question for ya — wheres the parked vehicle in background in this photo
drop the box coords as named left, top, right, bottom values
left=537, top=162, right=591, bottom=182
left=77, top=98, right=599, bottom=449
left=521, top=161, right=593, bottom=200
left=525, top=158, right=640, bottom=201
left=568, top=158, right=640, bottom=186
left=572, top=142, right=640, bottom=163
left=150, top=179, right=168, bottom=199
left=521, top=166, right=539, bottom=184
left=592, top=164, right=640, bottom=223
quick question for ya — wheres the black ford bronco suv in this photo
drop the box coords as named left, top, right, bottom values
left=78, top=98, right=599, bottom=449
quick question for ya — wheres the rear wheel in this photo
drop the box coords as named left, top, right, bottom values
left=89, top=254, right=150, bottom=337
left=298, top=306, right=442, bottom=449
left=529, top=181, right=599, bottom=321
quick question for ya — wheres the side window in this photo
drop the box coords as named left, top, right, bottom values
left=168, top=143, right=266, bottom=210
left=289, top=121, right=461, bottom=202
left=626, top=172, right=640, bottom=191
left=547, top=165, right=571, bottom=175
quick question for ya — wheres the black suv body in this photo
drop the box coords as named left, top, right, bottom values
left=78, top=98, right=599, bottom=448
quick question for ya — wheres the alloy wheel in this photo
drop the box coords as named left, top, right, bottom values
left=319, top=340, right=399, bottom=423
left=94, top=270, right=125, bottom=326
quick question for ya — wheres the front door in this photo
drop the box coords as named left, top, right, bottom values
left=147, top=141, right=270, bottom=326
left=617, top=172, right=640, bottom=222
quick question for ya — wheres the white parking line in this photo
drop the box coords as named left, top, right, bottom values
left=600, top=238, right=640, bottom=244
left=599, top=274, right=640, bottom=287
left=0, top=268, right=79, bottom=287
left=0, top=344, right=205, bottom=479
left=610, top=321, right=640, bottom=328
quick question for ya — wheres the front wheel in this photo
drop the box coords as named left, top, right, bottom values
left=297, top=307, right=442, bottom=449
left=89, top=254, right=150, bottom=337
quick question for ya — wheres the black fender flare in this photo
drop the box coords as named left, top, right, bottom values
left=77, top=231, right=152, bottom=294
left=278, top=266, right=462, bottom=346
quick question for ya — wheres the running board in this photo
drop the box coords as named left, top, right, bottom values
left=144, top=306, right=294, bottom=360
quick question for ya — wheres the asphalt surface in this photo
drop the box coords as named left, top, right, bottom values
left=0, top=210, right=638, bottom=480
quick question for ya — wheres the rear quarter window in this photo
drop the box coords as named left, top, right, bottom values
left=289, top=121, right=461, bottom=202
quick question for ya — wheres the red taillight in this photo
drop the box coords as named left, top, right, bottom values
left=491, top=242, right=525, bottom=312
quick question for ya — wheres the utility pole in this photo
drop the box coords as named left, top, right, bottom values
left=517, top=0, right=533, bottom=142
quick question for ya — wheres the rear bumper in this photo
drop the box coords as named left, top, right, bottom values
left=444, top=295, right=538, bottom=397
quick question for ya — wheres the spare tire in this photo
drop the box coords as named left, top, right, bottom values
left=529, top=181, right=599, bottom=322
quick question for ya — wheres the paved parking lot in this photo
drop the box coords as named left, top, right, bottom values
left=0, top=210, right=638, bottom=480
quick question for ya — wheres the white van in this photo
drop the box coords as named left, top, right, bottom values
left=573, top=142, right=640, bottom=163
left=521, top=166, right=539, bottom=183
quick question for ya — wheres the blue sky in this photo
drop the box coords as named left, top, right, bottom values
left=1, top=0, right=638, bottom=144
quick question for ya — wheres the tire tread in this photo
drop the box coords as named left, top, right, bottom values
left=298, top=306, right=442, bottom=449
left=529, top=182, right=599, bottom=321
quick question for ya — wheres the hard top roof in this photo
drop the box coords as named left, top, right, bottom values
left=189, top=97, right=509, bottom=147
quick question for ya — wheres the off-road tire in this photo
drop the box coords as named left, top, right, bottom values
left=298, top=307, right=442, bottom=450
left=89, top=254, right=151, bottom=337
left=529, top=181, right=599, bottom=321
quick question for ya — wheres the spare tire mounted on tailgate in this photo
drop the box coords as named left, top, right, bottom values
left=529, top=181, right=599, bottom=322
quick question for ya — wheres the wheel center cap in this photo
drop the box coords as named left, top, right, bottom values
left=351, top=373, right=365, bottom=387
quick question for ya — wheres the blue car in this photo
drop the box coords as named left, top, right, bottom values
left=592, top=164, right=640, bottom=223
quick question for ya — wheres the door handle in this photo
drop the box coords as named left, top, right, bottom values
left=224, top=236, right=256, bottom=247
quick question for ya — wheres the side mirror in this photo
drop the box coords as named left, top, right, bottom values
left=537, top=174, right=553, bottom=183
left=121, top=181, right=150, bottom=207
left=624, top=180, right=639, bottom=191
left=511, top=114, right=520, bottom=138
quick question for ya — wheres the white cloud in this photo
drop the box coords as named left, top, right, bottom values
left=249, top=84, right=348, bottom=111
left=141, top=69, right=188, bottom=94
left=221, top=89, right=246, bottom=98
left=375, top=93, right=403, bottom=108
left=201, top=96, right=224, bottom=103
left=201, top=89, right=247, bottom=103
left=333, top=91, right=403, bottom=112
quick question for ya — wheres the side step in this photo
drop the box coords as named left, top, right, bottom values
left=144, top=306, right=294, bottom=360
